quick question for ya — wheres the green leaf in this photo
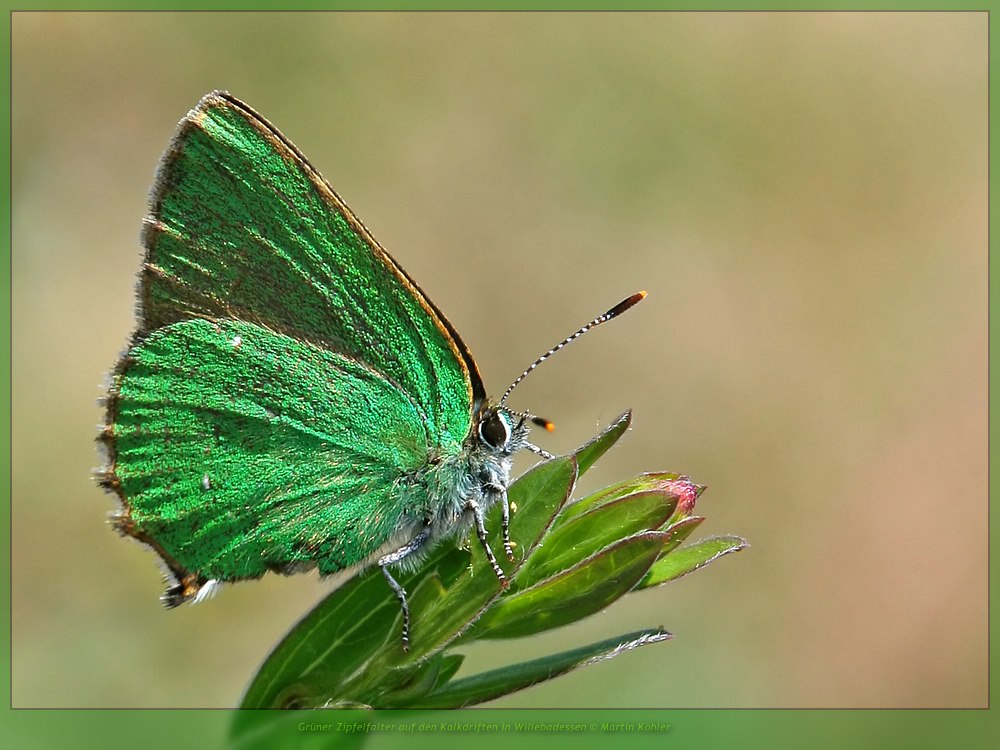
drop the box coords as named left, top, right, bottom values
left=504, top=456, right=579, bottom=564
left=659, top=515, right=705, bottom=556
left=409, top=628, right=672, bottom=709
left=514, top=490, right=677, bottom=590
left=373, top=651, right=449, bottom=705
left=472, top=532, right=668, bottom=640
left=554, top=472, right=687, bottom=529
left=433, top=653, right=465, bottom=690
left=636, top=535, right=749, bottom=590
left=573, top=410, right=631, bottom=475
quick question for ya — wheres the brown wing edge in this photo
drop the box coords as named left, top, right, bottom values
left=98, top=94, right=229, bottom=605
left=95, top=413, right=205, bottom=607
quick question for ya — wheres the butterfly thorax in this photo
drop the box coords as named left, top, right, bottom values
left=392, top=407, right=529, bottom=570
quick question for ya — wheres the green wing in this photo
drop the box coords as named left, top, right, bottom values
left=107, top=318, right=432, bottom=591
left=140, top=91, right=481, bottom=447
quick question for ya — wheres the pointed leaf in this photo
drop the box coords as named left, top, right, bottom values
left=373, top=651, right=448, bottom=705
left=409, top=628, right=672, bottom=708
left=574, top=410, right=631, bottom=475
left=658, top=515, right=704, bottom=556
left=504, top=455, right=579, bottom=560
left=473, top=532, right=668, bottom=640
left=636, top=535, right=749, bottom=590
left=433, top=653, right=465, bottom=690
left=514, top=490, right=676, bottom=590
left=555, top=472, right=686, bottom=528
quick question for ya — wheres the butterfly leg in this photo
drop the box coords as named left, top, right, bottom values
left=379, top=526, right=432, bottom=651
left=467, top=497, right=508, bottom=586
left=484, top=481, right=515, bottom=562
left=525, top=442, right=555, bottom=460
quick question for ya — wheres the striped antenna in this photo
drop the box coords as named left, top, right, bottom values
left=499, top=291, right=647, bottom=406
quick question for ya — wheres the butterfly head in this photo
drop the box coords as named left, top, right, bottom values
left=475, top=406, right=555, bottom=461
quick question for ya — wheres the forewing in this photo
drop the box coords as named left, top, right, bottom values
left=140, top=92, right=480, bottom=448
left=104, top=318, right=430, bottom=588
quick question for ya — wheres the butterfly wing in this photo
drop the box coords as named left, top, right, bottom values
left=140, top=91, right=484, bottom=446
left=106, top=318, right=432, bottom=599
left=104, top=92, right=483, bottom=600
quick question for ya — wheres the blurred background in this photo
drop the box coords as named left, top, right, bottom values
left=11, top=12, right=986, bottom=708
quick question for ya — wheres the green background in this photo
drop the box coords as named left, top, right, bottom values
left=9, top=6, right=987, bottom=728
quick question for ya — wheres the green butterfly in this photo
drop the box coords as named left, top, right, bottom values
left=100, top=91, right=644, bottom=647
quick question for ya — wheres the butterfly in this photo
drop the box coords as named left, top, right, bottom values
left=99, top=91, right=644, bottom=648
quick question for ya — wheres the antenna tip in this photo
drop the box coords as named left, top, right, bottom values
left=531, top=416, right=556, bottom=432
left=607, top=291, right=648, bottom=318
left=638, top=289, right=648, bottom=299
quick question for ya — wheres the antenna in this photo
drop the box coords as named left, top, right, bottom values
left=498, top=291, right=647, bottom=406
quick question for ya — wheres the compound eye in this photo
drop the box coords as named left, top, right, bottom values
left=478, top=411, right=511, bottom=449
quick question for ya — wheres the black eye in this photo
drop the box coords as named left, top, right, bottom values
left=478, top=411, right=510, bottom=449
